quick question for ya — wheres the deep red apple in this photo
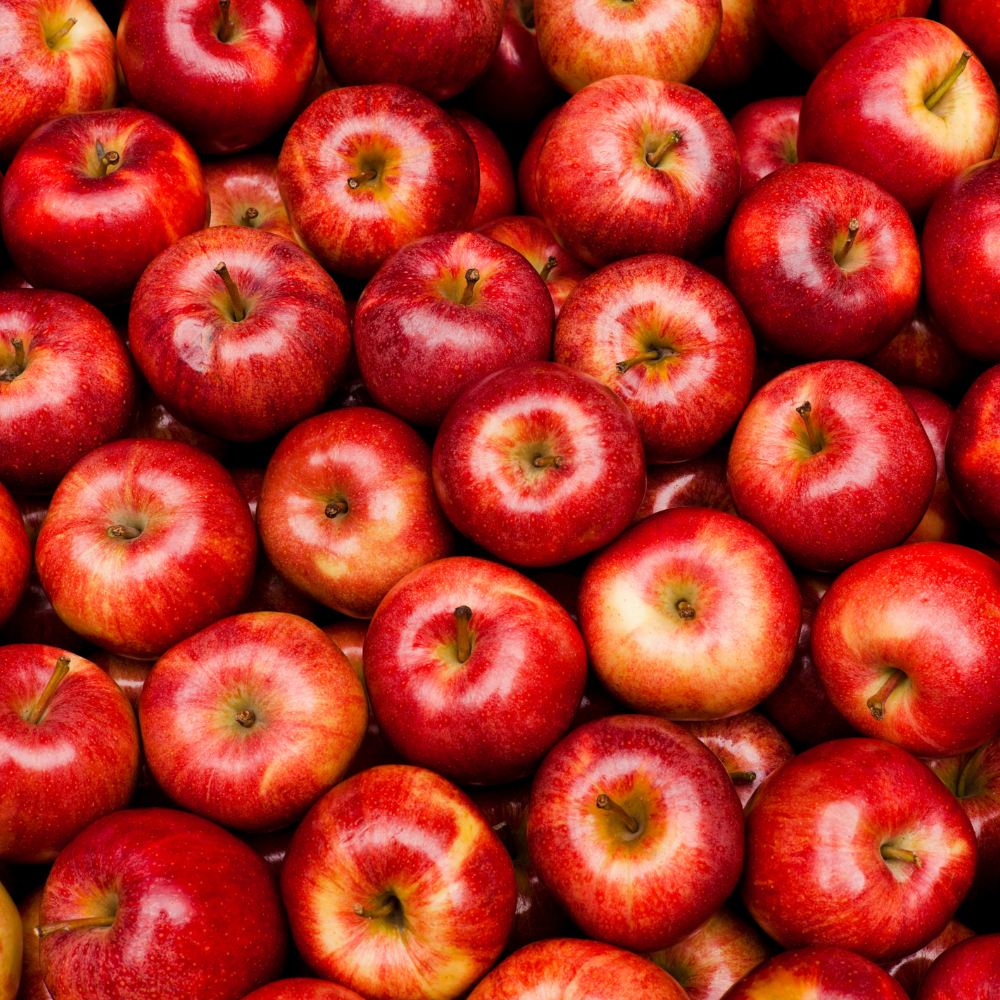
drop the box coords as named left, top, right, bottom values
left=0, top=108, right=209, bottom=306
left=729, top=96, right=801, bottom=193
left=0, top=483, right=30, bottom=632
left=280, top=765, right=516, bottom=1000
left=204, top=153, right=299, bottom=243
left=914, top=934, right=1000, bottom=999
left=87, top=648, right=150, bottom=712
left=431, top=361, right=646, bottom=568
left=353, top=230, right=553, bottom=427
left=517, top=105, right=560, bottom=218
left=241, top=982, right=366, bottom=1000
left=554, top=253, right=755, bottom=462
left=633, top=453, right=736, bottom=523
left=35, top=438, right=257, bottom=659
left=449, top=111, right=517, bottom=228
left=741, top=738, right=977, bottom=962
left=118, top=0, right=318, bottom=155
left=940, top=0, right=1000, bottom=81
left=128, top=392, right=229, bottom=463
left=881, top=920, right=976, bottom=996
left=689, top=0, right=771, bottom=92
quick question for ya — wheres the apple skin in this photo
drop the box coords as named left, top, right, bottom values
left=241, top=982, right=367, bottom=1000
left=729, top=96, right=801, bottom=193
left=117, top=0, right=318, bottom=156
left=35, top=438, right=257, bottom=659
left=280, top=765, right=517, bottom=1000
left=578, top=507, right=800, bottom=720
left=644, top=907, right=773, bottom=1000
left=129, top=226, right=351, bottom=442
left=364, top=556, right=588, bottom=785
left=534, top=0, right=722, bottom=94
left=798, top=18, right=999, bottom=221
left=0, top=644, right=140, bottom=864
left=431, top=361, right=646, bottom=568
left=527, top=714, right=744, bottom=952
left=0, top=483, right=30, bottom=632
left=315, top=0, right=504, bottom=103
left=16, top=888, right=48, bottom=1000
left=922, top=158, right=1000, bottom=362
left=1, top=108, right=209, bottom=307
left=0, top=879, right=19, bottom=1000
left=914, top=934, right=1000, bottom=1000
left=0, top=289, right=137, bottom=493
left=449, top=111, right=518, bottom=229
left=353, top=231, right=553, bottom=428
left=87, top=649, right=150, bottom=712
left=725, top=163, right=921, bottom=360
left=258, top=408, right=455, bottom=619
left=468, top=939, right=689, bottom=1000
left=278, top=85, right=479, bottom=279
left=741, top=738, right=978, bottom=963
left=516, top=106, right=560, bottom=218
left=689, top=0, right=771, bottom=92
left=39, top=807, right=288, bottom=1000
left=633, top=453, right=736, bottom=522
left=129, top=392, right=230, bottom=463
left=813, top=543, right=1000, bottom=757
left=537, top=76, right=740, bottom=268
left=881, top=919, right=975, bottom=996
left=553, top=253, right=755, bottom=463
left=204, top=154, right=299, bottom=244
left=727, top=361, right=936, bottom=573
left=940, top=0, right=1000, bottom=81
left=0, top=0, right=117, bottom=164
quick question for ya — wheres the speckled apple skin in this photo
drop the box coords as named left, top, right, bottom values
left=729, top=96, right=802, bottom=193
left=947, top=366, right=1000, bottom=535
left=741, top=739, right=977, bottom=963
left=690, top=0, right=770, bottom=93
left=449, top=111, right=517, bottom=228
left=517, top=107, right=560, bottom=218
left=914, top=934, right=1000, bottom=1000
left=205, top=154, right=298, bottom=243
left=940, top=0, right=1000, bottom=80
left=880, top=919, right=976, bottom=996
left=634, top=453, right=735, bottom=522
left=0, top=483, right=30, bottom=631
left=280, top=765, right=516, bottom=1000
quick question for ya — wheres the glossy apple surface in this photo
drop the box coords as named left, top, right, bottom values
left=940, top=0, right=1000, bottom=80
left=0, top=879, right=19, bottom=1000
left=204, top=153, right=298, bottom=243
left=87, top=649, right=150, bottom=712
left=449, top=111, right=517, bottom=228
left=690, top=0, right=770, bottom=92
left=517, top=106, right=560, bottom=218
left=741, top=739, right=977, bottom=962
left=241, top=982, right=367, bottom=1000
left=729, top=96, right=801, bottom=193
left=914, top=934, right=1000, bottom=1000
left=881, top=920, right=975, bottom=996
left=579, top=507, right=800, bottom=719
left=128, top=392, right=230, bottom=463
left=633, top=453, right=735, bottom=522
left=0, top=483, right=30, bottom=631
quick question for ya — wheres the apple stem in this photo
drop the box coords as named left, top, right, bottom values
left=795, top=401, right=823, bottom=455
left=217, top=0, right=236, bottom=42
left=926, top=51, right=972, bottom=111
left=867, top=669, right=904, bottom=721
left=880, top=845, right=921, bottom=867
left=676, top=599, right=696, bottom=620
left=354, top=899, right=398, bottom=920
left=596, top=793, right=639, bottom=833
left=35, top=915, right=115, bottom=939
left=835, top=218, right=860, bottom=266
left=95, top=149, right=119, bottom=178
left=460, top=268, right=481, bottom=305
left=46, top=17, right=77, bottom=46
left=107, top=524, right=141, bottom=540
left=956, top=743, right=988, bottom=799
left=325, top=499, right=348, bottom=519
left=616, top=347, right=674, bottom=373
left=454, top=606, right=473, bottom=663
left=214, top=262, right=246, bottom=322
left=532, top=454, right=562, bottom=469
left=236, top=709, right=256, bottom=728
left=240, top=207, right=259, bottom=225
left=539, top=256, right=558, bottom=281
left=347, top=170, right=378, bottom=190
left=646, top=131, right=682, bottom=168
left=0, top=337, right=26, bottom=382
left=27, top=656, right=71, bottom=725
left=729, top=770, right=757, bottom=784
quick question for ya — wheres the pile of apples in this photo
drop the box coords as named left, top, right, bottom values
left=2, top=0, right=1000, bottom=998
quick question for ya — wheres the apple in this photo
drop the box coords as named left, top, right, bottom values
left=16, top=888, right=48, bottom=1000
left=449, top=111, right=518, bottom=228
left=117, top=0, right=318, bottom=155
left=881, top=920, right=975, bottom=996
left=798, top=18, right=1000, bottom=220
left=729, top=96, right=801, bottom=193
left=468, top=939, right=689, bottom=1000
left=517, top=105, right=561, bottom=218
left=537, top=75, right=740, bottom=267
left=204, top=153, right=299, bottom=243
left=243, top=826, right=296, bottom=881
left=87, top=649, right=150, bottom=712
left=35, top=438, right=257, bottom=659
left=741, top=738, right=977, bottom=963
left=241, top=983, right=367, bottom=1000
left=633, top=453, right=736, bottom=523
left=353, top=230, right=553, bottom=427
left=315, top=0, right=504, bottom=102
left=129, top=392, right=230, bottom=463
left=553, top=253, right=755, bottom=462
left=0, top=108, right=209, bottom=307
left=527, top=714, right=744, bottom=951
left=431, top=361, right=646, bottom=568
left=0, top=482, right=30, bottom=632
left=578, top=507, right=800, bottom=720
left=534, top=0, right=722, bottom=93
left=364, top=555, right=588, bottom=785
left=0, top=644, right=139, bottom=864
left=277, top=85, right=479, bottom=279
left=940, top=0, right=1000, bottom=81
left=0, top=0, right=116, bottom=164
left=914, top=934, right=1000, bottom=999
left=0, top=289, right=136, bottom=493
left=280, top=765, right=517, bottom=1000
left=129, top=226, right=351, bottom=443
left=38, top=807, right=288, bottom=1000
left=258, top=407, right=455, bottom=618
left=689, top=0, right=771, bottom=92
left=0, top=879, right=19, bottom=1000
left=727, top=361, right=936, bottom=572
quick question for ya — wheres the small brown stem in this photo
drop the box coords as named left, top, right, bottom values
left=460, top=268, right=480, bottom=305
left=796, top=401, right=823, bottom=456
left=354, top=899, right=397, bottom=920
left=532, top=454, right=562, bottom=469
left=0, top=337, right=26, bottom=382
left=240, top=207, right=259, bottom=225
left=729, top=770, right=757, bottom=784
left=235, top=709, right=256, bottom=728
left=539, top=256, right=558, bottom=282
left=646, top=130, right=682, bottom=168
left=596, top=794, right=639, bottom=833
left=95, top=149, right=119, bottom=178
left=46, top=17, right=77, bottom=46
left=676, top=600, right=696, bottom=621
left=454, top=606, right=472, bottom=664
left=347, top=170, right=378, bottom=190
left=867, top=669, right=904, bottom=721
left=926, top=51, right=971, bottom=111
left=835, top=218, right=860, bottom=266
left=106, top=524, right=141, bottom=540
left=325, top=500, right=348, bottom=519
left=35, top=916, right=115, bottom=939
left=217, top=0, right=236, bottom=41
left=616, top=347, right=674, bottom=373
left=881, top=845, right=921, bottom=867
left=28, top=657, right=71, bottom=725
left=214, top=262, right=245, bottom=321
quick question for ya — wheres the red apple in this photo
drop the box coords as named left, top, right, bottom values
left=280, top=765, right=516, bottom=1000
left=940, top=0, right=1000, bottom=81
left=87, top=649, right=150, bottom=712
left=537, top=75, right=740, bottom=267
left=727, top=361, right=936, bottom=572
left=129, top=391, right=230, bottom=463
left=0, top=644, right=139, bottom=864
left=633, top=453, right=736, bottom=523
left=527, top=715, right=744, bottom=951
left=364, top=556, right=588, bottom=785
left=0, top=108, right=209, bottom=306
left=741, top=738, right=977, bottom=962
left=204, top=153, right=299, bottom=244
left=117, top=0, right=317, bottom=155
left=0, top=483, right=30, bottom=632
left=0, top=289, right=136, bottom=493
left=16, top=888, right=48, bottom=1000
left=554, top=253, right=755, bottom=462
left=449, top=111, right=517, bottom=228
left=0, top=880, right=19, bottom=1000
left=881, top=920, right=976, bottom=996
left=432, top=361, right=646, bottom=567
left=353, top=230, right=553, bottom=427
left=241, top=983, right=366, bottom=1000
left=277, top=85, right=479, bottom=279
left=689, top=0, right=771, bottom=92
left=38, top=807, right=288, bottom=1000
left=259, top=408, right=455, bottom=618
left=914, top=934, right=1000, bottom=999
left=517, top=106, right=560, bottom=218
left=578, top=507, right=800, bottom=719
left=729, top=96, right=801, bottom=193
left=798, top=18, right=999, bottom=220
left=0, top=0, right=117, bottom=164
left=35, top=438, right=257, bottom=659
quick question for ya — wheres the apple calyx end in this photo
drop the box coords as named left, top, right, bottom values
left=454, top=606, right=473, bottom=663
left=214, top=262, right=246, bottom=322
left=926, top=51, right=972, bottom=112
left=35, top=915, right=116, bottom=939
left=354, top=896, right=402, bottom=923
left=240, top=207, right=259, bottom=226
left=834, top=218, right=860, bottom=267
left=27, top=656, right=71, bottom=725
left=645, top=131, right=682, bottom=169
left=235, top=708, right=256, bottom=729
left=325, top=499, right=348, bottom=519
left=676, top=599, right=696, bottom=621
left=729, top=770, right=757, bottom=784
left=595, top=793, right=640, bottom=834
left=460, top=268, right=481, bottom=306
left=539, top=256, right=558, bottom=282
left=0, top=337, right=26, bottom=382
left=46, top=16, right=77, bottom=48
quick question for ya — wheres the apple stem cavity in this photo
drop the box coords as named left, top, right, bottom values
left=354, top=898, right=399, bottom=920
left=867, top=669, right=904, bottom=721
left=880, top=845, right=921, bottom=867
left=325, top=499, right=348, bottom=518
left=729, top=770, right=757, bottom=784
left=236, top=709, right=256, bottom=728
left=539, top=256, right=558, bottom=281
left=532, top=454, right=562, bottom=469
left=214, top=262, right=246, bottom=322
left=0, top=337, right=26, bottom=381
left=835, top=218, right=860, bottom=266
left=676, top=599, right=696, bottom=620
left=454, top=606, right=473, bottom=663
left=616, top=347, right=674, bottom=373
left=460, top=268, right=481, bottom=305
left=926, top=51, right=972, bottom=111
left=217, top=0, right=236, bottom=42
left=645, top=131, right=682, bottom=168
left=240, top=207, right=259, bottom=225
left=35, top=915, right=116, bottom=939
left=795, top=401, right=823, bottom=455
left=595, top=793, right=639, bottom=833
left=95, top=146, right=120, bottom=178
left=46, top=17, right=77, bottom=47
left=347, top=170, right=378, bottom=190
left=27, top=656, right=71, bottom=725
left=107, top=524, right=141, bottom=540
